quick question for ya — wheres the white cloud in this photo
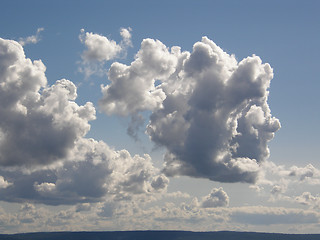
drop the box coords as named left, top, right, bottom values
left=0, top=176, right=11, bottom=189
left=0, top=38, right=167, bottom=206
left=79, top=29, right=122, bottom=62
left=99, top=38, right=177, bottom=115
left=254, top=161, right=320, bottom=188
left=100, top=36, right=280, bottom=183
left=19, top=28, right=44, bottom=46
left=120, top=27, right=132, bottom=47
left=0, top=137, right=167, bottom=205
left=201, top=187, right=229, bottom=208
left=0, top=38, right=96, bottom=168
left=2, top=32, right=320, bottom=234
left=289, top=164, right=320, bottom=184
left=79, top=28, right=133, bottom=77
left=295, top=192, right=320, bottom=209
left=0, top=38, right=91, bottom=167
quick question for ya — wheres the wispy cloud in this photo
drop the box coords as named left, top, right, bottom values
left=19, top=28, right=44, bottom=46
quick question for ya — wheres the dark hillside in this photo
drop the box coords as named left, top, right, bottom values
left=0, top=231, right=319, bottom=240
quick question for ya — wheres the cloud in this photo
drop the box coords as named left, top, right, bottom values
left=99, top=38, right=177, bottom=115
left=127, top=113, right=145, bottom=141
left=79, top=29, right=122, bottom=62
left=151, top=174, right=169, bottom=191
left=120, top=27, right=132, bottom=47
left=75, top=203, right=92, bottom=212
left=0, top=176, right=11, bottom=189
left=79, top=28, right=132, bottom=77
left=201, top=187, right=229, bottom=208
left=0, top=38, right=96, bottom=168
left=0, top=137, right=167, bottom=205
left=0, top=38, right=166, bottom=205
left=289, top=164, right=320, bottom=184
left=100, top=36, right=280, bottom=183
left=295, top=192, right=320, bottom=209
left=19, top=28, right=44, bottom=46
left=230, top=206, right=320, bottom=225
left=255, top=161, right=320, bottom=187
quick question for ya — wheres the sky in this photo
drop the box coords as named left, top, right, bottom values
left=0, top=0, right=320, bottom=234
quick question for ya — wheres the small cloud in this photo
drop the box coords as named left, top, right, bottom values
left=0, top=176, right=12, bottom=189
left=79, top=27, right=133, bottom=78
left=19, top=28, right=44, bottom=46
left=120, top=27, right=132, bottom=47
left=201, top=187, right=229, bottom=208
left=295, top=192, right=320, bottom=209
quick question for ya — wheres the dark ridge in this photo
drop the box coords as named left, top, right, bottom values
left=0, top=231, right=320, bottom=240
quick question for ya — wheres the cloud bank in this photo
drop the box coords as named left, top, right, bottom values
left=0, top=37, right=166, bottom=205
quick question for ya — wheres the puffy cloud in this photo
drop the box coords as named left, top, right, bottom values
left=0, top=138, right=167, bottom=205
left=201, top=187, right=229, bottom=208
left=0, top=38, right=165, bottom=205
left=79, top=29, right=122, bottom=62
left=151, top=174, right=169, bottom=191
left=270, top=184, right=286, bottom=195
left=79, top=28, right=132, bottom=77
left=100, top=36, right=280, bottom=183
left=19, top=28, right=44, bottom=46
left=295, top=192, right=320, bottom=209
left=0, top=176, right=11, bottom=189
left=99, top=38, right=177, bottom=115
left=289, top=164, right=320, bottom=184
left=261, top=162, right=320, bottom=186
left=120, top=27, right=132, bottom=47
left=0, top=38, right=96, bottom=167
left=148, top=39, right=280, bottom=183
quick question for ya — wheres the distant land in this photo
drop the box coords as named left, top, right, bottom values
left=0, top=231, right=320, bottom=240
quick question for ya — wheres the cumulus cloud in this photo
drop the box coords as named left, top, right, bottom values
left=0, top=38, right=166, bottom=205
left=289, top=164, right=320, bottom=184
left=79, top=28, right=132, bottom=77
left=201, top=187, right=229, bottom=208
left=151, top=174, right=169, bottom=191
left=0, top=38, right=95, bottom=167
left=295, top=192, right=320, bottom=209
left=79, top=30, right=122, bottom=62
left=99, top=38, right=177, bottom=115
left=0, top=138, right=167, bottom=205
left=19, top=28, right=44, bottom=46
left=100, top=36, right=280, bottom=183
left=0, top=176, right=11, bottom=189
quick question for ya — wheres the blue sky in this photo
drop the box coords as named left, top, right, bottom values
left=0, top=0, right=320, bottom=234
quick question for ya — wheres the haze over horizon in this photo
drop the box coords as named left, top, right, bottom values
left=0, top=0, right=320, bottom=234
